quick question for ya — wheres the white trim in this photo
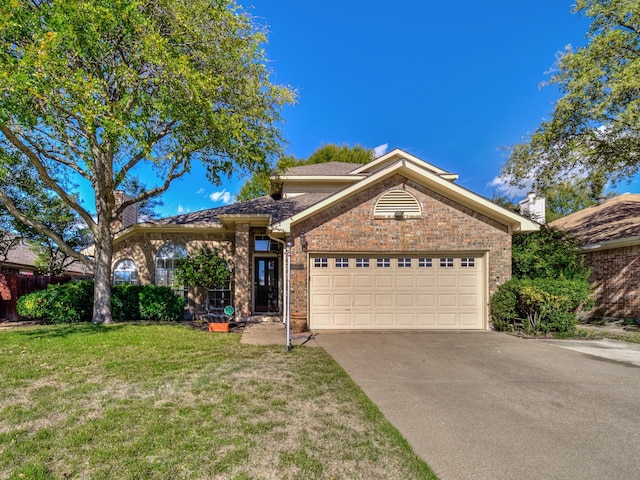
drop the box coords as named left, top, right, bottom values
left=582, top=235, right=640, bottom=252
left=271, top=157, right=539, bottom=235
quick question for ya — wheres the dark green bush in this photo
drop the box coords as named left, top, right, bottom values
left=138, top=285, right=186, bottom=321
left=17, top=280, right=94, bottom=324
left=111, top=284, right=145, bottom=321
left=18, top=282, right=185, bottom=323
left=491, top=278, right=592, bottom=334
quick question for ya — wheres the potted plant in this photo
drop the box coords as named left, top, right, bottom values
left=174, top=247, right=233, bottom=331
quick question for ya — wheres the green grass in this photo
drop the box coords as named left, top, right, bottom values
left=574, top=326, right=640, bottom=344
left=0, top=323, right=437, bottom=479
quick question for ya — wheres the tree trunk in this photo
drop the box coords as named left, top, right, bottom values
left=92, top=221, right=113, bottom=324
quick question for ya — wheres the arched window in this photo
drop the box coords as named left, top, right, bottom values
left=155, top=243, right=187, bottom=291
left=374, top=190, right=422, bottom=217
left=113, top=259, right=139, bottom=285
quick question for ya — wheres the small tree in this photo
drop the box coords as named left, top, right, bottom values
left=174, top=247, right=231, bottom=291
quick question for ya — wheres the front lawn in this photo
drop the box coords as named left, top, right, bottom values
left=0, top=323, right=437, bottom=479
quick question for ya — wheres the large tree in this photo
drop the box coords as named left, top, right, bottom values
left=0, top=0, right=294, bottom=323
left=502, top=0, right=640, bottom=195
left=235, top=144, right=373, bottom=201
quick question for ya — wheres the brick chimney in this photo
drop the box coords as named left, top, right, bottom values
left=112, top=191, right=139, bottom=233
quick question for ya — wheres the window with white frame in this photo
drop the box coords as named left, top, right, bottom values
left=113, top=259, right=139, bottom=285
left=155, top=243, right=188, bottom=295
left=376, top=258, right=391, bottom=268
left=356, top=258, right=370, bottom=268
left=418, top=258, right=433, bottom=268
left=440, top=257, right=454, bottom=268
left=314, top=258, right=328, bottom=268
left=461, top=257, right=476, bottom=267
left=335, top=258, right=349, bottom=268
left=398, top=258, right=412, bottom=268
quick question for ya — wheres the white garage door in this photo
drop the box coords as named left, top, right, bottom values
left=309, top=254, right=485, bottom=330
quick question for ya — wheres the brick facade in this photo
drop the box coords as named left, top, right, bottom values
left=288, top=175, right=511, bottom=315
left=112, top=176, right=513, bottom=324
left=583, top=245, right=640, bottom=319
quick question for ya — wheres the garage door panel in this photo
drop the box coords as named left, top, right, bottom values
left=397, top=313, right=415, bottom=326
left=313, top=275, right=331, bottom=288
left=334, top=313, right=352, bottom=326
left=311, top=294, right=331, bottom=307
left=438, top=275, right=457, bottom=288
left=417, top=275, right=435, bottom=287
left=438, top=294, right=458, bottom=307
left=354, top=276, right=373, bottom=288
left=309, top=254, right=484, bottom=330
left=460, top=294, right=478, bottom=307
left=397, top=276, right=414, bottom=288
left=418, top=294, right=436, bottom=306
left=334, top=275, right=352, bottom=288
left=438, top=313, right=458, bottom=325
left=353, top=294, right=373, bottom=306
left=334, top=295, right=352, bottom=307
left=375, top=276, right=393, bottom=288
left=354, top=313, right=373, bottom=325
left=375, top=313, right=394, bottom=325
left=396, top=294, right=414, bottom=307
left=376, top=294, right=394, bottom=307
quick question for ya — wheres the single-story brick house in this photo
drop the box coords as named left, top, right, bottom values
left=111, top=149, right=539, bottom=330
left=551, top=194, right=640, bottom=320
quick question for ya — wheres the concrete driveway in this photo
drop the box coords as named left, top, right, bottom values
left=315, top=331, right=640, bottom=480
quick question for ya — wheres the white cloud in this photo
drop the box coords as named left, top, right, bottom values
left=196, top=187, right=205, bottom=195
left=209, top=189, right=232, bottom=204
left=373, top=143, right=389, bottom=158
left=177, top=204, right=186, bottom=213
left=488, top=175, right=532, bottom=199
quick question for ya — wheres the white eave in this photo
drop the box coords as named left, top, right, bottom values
left=582, top=235, right=640, bottom=252
left=271, top=159, right=539, bottom=235
left=351, top=148, right=459, bottom=181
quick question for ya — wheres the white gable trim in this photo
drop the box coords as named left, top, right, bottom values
left=351, top=148, right=457, bottom=180
left=270, top=159, right=539, bottom=234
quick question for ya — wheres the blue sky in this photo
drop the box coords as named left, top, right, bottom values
left=148, top=1, right=599, bottom=217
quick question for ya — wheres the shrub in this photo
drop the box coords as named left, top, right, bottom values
left=138, top=285, right=186, bottom=321
left=111, top=284, right=144, bottom=321
left=17, top=280, right=94, bottom=324
left=491, top=278, right=592, bottom=334
left=18, top=282, right=185, bottom=324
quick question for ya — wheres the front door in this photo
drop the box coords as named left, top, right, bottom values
left=254, top=257, right=279, bottom=313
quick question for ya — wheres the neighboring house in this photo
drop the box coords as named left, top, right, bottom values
left=112, top=149, right=539, bottom=330
left=551, top=194, right=640, bottom=320
left=0, top=236, right=90, bottom=277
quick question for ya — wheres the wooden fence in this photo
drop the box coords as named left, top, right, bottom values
left=0, top=274, right=71, bottom=321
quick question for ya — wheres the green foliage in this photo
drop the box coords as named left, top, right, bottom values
left=18, top=282, right=185, bottom=323
left=138, top=285, right=186, bottom=322
left=174, top=247, right=231, bottom=290
left=512, top=225, right=590, bottom=280
left=111, top=284, right=144, bottom=321
left=17, top=280, right=94, bottom=324
left=491, top=278, right=593, bottom=334
left=502, top=1, right=640, bottom=195
left=0, top=0, right=294, bottom=323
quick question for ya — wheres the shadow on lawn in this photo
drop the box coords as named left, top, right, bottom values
left=13, top=322, right=128, bottom=339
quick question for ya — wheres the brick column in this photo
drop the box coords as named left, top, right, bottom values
left=234, top=223, right=251, bottom=318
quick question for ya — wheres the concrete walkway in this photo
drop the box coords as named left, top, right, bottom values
left=239, top=322, right=320, bottom=347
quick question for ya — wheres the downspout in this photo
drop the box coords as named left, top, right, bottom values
left=268, top=234, right=291, bottom=352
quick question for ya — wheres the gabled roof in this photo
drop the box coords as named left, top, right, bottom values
left=550, top=194, right=640, bottom=250
left=271, top=156, right=539, bottom=234
left=117, top=148, right=538, bottom=240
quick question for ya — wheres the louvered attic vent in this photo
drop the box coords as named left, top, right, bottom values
left=374, top=190, right=422, bottom=217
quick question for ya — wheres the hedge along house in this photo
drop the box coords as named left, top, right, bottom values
left=111, top=149, right=539, bottom=329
